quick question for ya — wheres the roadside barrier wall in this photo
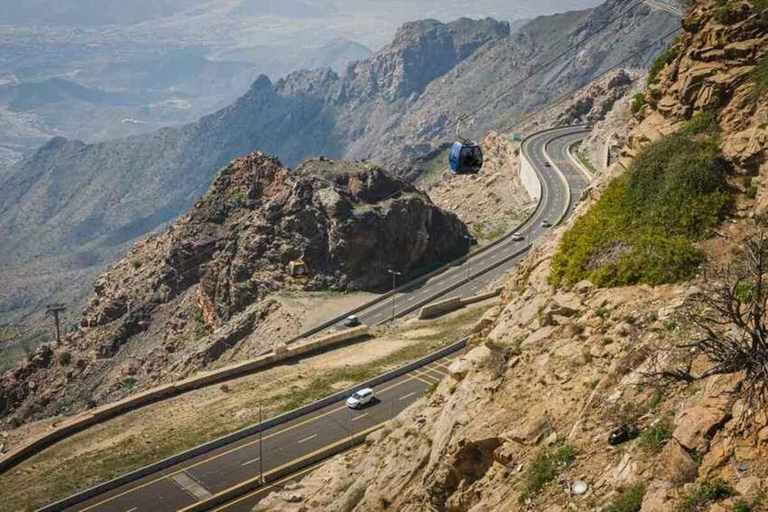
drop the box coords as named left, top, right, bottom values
left=418, top=288, right=503, bottom=319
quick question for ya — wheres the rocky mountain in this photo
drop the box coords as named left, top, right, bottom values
left=0, top=4, right=680, bottom=347
left=251, top=0, right=768, bottom=510
left=0, top=152, right=469, bottom=423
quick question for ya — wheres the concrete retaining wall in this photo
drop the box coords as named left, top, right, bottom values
left=519, top=148, right=542, bottom=201
left=37, top=338, right=467, bottom=512
left=418, top=297, right=462, bottom=319
left=1, top=327, right=370, bottom=477
left=418, top=288, right=503, bottom=319
left=461, top=288, right=503, bottom=306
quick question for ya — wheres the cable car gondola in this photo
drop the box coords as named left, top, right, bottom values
left=449, top=140, right=483, bottom=174
left=448, top=116, right=483, bottom=174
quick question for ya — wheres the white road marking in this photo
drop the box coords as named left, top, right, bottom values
left=126, top=508, right=138, bottom=512
left=352, top=413, right=369, bottom=421
left=241, top=456, right=261, bottom=467
left=298, top=433, right=318, bottom=444
left=399, top=392, right=417, bottom=401
left=170, top=472, right=213, bottom=501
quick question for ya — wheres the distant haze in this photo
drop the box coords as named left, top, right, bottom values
left=0, top=0, right=606, bottom=48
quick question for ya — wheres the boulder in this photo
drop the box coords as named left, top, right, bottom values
left=656, top=440, right=698, bottom=483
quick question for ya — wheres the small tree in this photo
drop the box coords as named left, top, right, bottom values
left=653, top=231, right=768, bottom=419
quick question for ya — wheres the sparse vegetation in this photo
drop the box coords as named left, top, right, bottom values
left=596, top=306, right=610, bottom=319
left=192, top=309, right=209, bottom=339
left=655, top=232, right=768, bottom=416
left=130, top=259, right=142, bottom=269
left=674, top=479, right=734, bottom=512
left=122, top=377, right=138, bottom=390
left=631, top=93, right=646, bottom=114
left=551, top=112, right=730, bottom=287
left=749, top=57, right=768, bottom=101
left=58, top=350, right=72, bottom=366
left=602, top=483, right=646, bottom=512
left=714, top=0, right=741, bottom=25
left=734, top=490, right=766, bottom=512
left=648, top=39, right=681, bottom=84
left=342, top=484, right=367, bottom=512
left=519, top=442, right=576, bottom=503
left=638, top=418, right=673, bottom=456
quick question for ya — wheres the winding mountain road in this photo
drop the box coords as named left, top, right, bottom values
left=327, top=125, right=592, bottom=329
left=52, top=125, right=592, bottom=512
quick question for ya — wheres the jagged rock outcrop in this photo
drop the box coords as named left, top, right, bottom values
left=253, top=1, right=768, bottom=510
left=0, top=153, right=468, bottom=424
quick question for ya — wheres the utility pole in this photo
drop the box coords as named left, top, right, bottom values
left=464, top=235, right=472, bottom=281
left=259, top=403, right=264, bottom=485
left=387, top=270, right=402, bottom=323
left=45, top=304, right=67, bottom=345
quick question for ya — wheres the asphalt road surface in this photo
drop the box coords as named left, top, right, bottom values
left=54, top=126, right=590, bottom=512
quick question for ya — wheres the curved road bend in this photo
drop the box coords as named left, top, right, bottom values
left=55, top=126, right=591, bottom=512
left=333, top=125, right=592, bottom=328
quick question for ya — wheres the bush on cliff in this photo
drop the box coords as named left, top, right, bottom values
left=551, top=112, right=731, bottom=287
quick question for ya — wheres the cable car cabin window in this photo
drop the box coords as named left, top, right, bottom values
left=449, top=142, right=483, bottom=174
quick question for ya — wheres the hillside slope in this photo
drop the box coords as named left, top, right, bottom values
left=0, top=153, right=469, bottom=425
left=253, top=1, right=768, bottom=510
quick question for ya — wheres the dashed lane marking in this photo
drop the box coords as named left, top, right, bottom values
left=352, top=413, right=369, bottom=421
left=241, top=457, right=261, bottom=467
left=399, top=392, right=417, bottom=401
left=298, top=434, right=318, bottom=444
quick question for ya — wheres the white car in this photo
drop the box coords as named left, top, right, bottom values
left=346, top=388, right=375, bottom=409
left=511, top=232, right=525, bottom=241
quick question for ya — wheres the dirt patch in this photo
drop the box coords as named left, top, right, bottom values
left=401, top=328, right=441, bottom=339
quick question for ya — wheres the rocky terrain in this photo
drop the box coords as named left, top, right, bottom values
left=0, top=153, right=469, bottom=425
left=0, top=2, right=679, bottom=366
left=252, top=1, right=768, bottom=510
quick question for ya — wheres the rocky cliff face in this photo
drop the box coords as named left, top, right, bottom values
left=0, top=5, right=679, bottom=357
left=0, top=153, right=468, bottom=424
left=253, top=2, right=768, bottom=510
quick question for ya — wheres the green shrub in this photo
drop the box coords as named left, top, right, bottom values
left=638, top=418, right=673, bottom=456
left=748, top=185, right=758, bottom=199
left=675, top=479, right=734, bottom=512
left=714, top=1, right=741, bottom=24
left=734, top=490, right=766, bottom=512
left=519, top=442, right=576, bottom=502
left=342, top=484, right=366, bottom=512
left=750, top=57, right=768, bottom=101
left=130, top=259, right=142, bottom=269
left=58, top=350, right=72, bottom=366
left=551, top=113, right=731, bottom=288
left=603, top=483, right=646, bottom=512
left=631, top=93, right=646, bottom=114
left=648, top=40, right=681, bottom=84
